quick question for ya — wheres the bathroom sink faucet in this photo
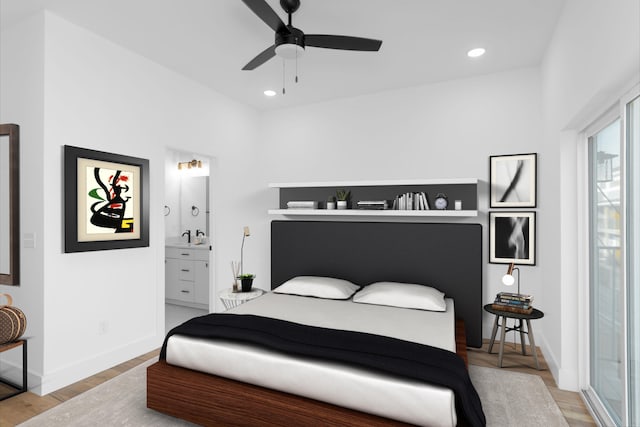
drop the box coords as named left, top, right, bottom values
left=182, top=230, right=191, bottom=243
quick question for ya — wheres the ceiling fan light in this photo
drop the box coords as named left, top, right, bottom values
left=275, top=43, right=305, bottom=59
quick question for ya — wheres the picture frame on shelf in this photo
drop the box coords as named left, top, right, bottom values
left=490, top=153, right=537, bottom=208
left=64, top=145, right=149, bottom=253
left=489, top=211, right=536, bottom=265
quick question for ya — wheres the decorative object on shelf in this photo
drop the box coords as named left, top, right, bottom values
left=177, top=159, right=202, bottom=170
left=238, top=273, right=256, bottom=292
left=434, top=193, right=449, bottom=210
left=0, top=294, right=26, bottom=344
left=490, top=153, right=537, bottom=208
left=489, top=211, right=536, bottom=265
left=454, top=200, right=462, bottom=210
left=286, top=201, right=318, bottom=209
left=336, top=189, right=350, bottom=210
left=356, top=200, right=388, bottom=210
left=63, top=145, right=149, bottom=253
left=326, top=196, right=336, bottom=210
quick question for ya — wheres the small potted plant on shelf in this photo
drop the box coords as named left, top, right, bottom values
left=238, top=273, right=255, bottom=292
left=336, top=189, right=350, bottom=210
left=326, top=196, right=336, bottom=210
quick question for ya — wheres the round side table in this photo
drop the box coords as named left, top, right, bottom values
left=218, top=288, right=265, bottom=310
left=484, top=303, right=544, bottom=370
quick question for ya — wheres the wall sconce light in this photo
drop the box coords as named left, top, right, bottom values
left=177, top=159, right=202, bottom=170
left=502, top=262, right=521, bottom=295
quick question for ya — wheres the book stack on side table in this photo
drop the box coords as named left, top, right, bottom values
left=491, top=292, right=533, bottom=314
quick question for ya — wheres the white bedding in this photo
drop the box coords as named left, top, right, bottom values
left=165, top=292, right=458, bottom=427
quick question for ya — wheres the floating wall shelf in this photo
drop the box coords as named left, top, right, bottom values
left=268, top=179, right=479, bottom=218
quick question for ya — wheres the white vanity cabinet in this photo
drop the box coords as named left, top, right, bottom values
left=165, top=246, right=210, bottom=309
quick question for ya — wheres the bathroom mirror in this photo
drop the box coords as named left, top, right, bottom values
left=0, top=124, right=19, bottom=285
left=164, top=149, right=210, bottom=244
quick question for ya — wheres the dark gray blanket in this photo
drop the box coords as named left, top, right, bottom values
left=161, top=313, right=486, bottom=427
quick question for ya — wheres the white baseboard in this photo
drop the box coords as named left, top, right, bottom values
left=538, top=333, right=579, bottom=391
left=32, top=334, right=162, bottom=396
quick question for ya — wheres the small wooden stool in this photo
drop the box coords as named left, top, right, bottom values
left=484, top=304, right=544, bottom=370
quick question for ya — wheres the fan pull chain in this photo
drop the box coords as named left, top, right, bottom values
left=295, top=44, right=299, bottom=83
left=282, top=58, right=286, bottom=95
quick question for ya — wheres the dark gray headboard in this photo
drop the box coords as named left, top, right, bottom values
left=271, top=221, right=483, bottom=347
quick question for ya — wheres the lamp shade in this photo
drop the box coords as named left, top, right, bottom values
left=502, top=273, right=516, bottom=286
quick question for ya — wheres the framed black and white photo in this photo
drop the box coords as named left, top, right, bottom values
left=489, top=211, right=536, bottom=265
left=64, top=145, right=149, bottom=253
left=490, top=153, right=537, bottom=208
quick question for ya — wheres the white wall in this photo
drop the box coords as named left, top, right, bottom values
left=261, top=67, right=545, bottom=342
left=1, top=11, right=264, bottom=394
left=0, top=12, right=46, bottom=388
left=540, top=0, right=640, bottom=390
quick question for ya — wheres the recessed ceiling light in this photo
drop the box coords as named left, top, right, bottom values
left=264, top=90, right=277, bottom=97
left=467, top=48, right=486, bottom=58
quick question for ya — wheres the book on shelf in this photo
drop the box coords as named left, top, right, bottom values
left=356, top=200, right=389, bottom=210
left=393, top=192, right=430, bottom=210
left=491, top=303, right=533, bottom=315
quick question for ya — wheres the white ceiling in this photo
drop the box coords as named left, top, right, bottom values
left=1, top=0, right=566, bottom=111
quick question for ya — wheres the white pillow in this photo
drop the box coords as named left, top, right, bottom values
left=274, top=276, right=360, bottom=300
left=353, top=281, right=447, bottom=311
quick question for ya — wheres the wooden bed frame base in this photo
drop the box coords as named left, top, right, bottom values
left=147, top=320, right=468, bottom=426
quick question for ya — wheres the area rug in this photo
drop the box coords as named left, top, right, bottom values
left=19, top=360, right=568, bottom=426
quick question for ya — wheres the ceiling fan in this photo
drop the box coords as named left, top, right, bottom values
left=241, top=0, right=383, bottom=70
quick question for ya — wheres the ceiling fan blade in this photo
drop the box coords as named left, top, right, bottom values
left=305, top=35, right=382, bottom=51
left=242, top=44, right=277, bottom=70
left=241, top=0, right=289, bottom=34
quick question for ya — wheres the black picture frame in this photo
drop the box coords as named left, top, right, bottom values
left=64, top=145, right=149, bottom=253
left=489, top=211, right=536, bottom=265
left=490, top=153, right=537, bottom=208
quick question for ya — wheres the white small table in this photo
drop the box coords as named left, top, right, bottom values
left=218, top=288, right=265, bottom=310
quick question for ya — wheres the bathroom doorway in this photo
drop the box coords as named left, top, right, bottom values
left=164, top=148, right=213, bottom=332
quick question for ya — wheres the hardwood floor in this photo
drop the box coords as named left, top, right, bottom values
left=0, top=342, right=595, bottom=426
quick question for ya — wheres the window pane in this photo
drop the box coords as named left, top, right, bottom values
left=589, top=118, right=623, bottom=424
left=628, top=94, right=640, bottom=426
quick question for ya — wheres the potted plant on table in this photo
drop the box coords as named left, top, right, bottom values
left=238, top=273, right=256, bottom=292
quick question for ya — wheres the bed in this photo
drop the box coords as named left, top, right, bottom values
left=148, top=221, right=484, bottom=426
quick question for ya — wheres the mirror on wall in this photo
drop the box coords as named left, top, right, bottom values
left=0, top=124, right=19, bottom=286
left=164, top=149, right=210, bottom=245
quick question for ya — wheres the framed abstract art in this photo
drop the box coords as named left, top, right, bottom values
left=490, top=153, right=537, bottom=208
left=489, top=211, right=536, bottom=265
left=64, top=145, right=149, bottom=253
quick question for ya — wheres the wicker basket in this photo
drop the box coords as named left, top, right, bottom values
left=0, top=294, right=26, bottom=344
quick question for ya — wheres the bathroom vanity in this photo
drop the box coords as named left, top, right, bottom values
left=165, top=244, right=210, bottom=309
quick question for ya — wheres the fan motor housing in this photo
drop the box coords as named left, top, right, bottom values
left=275, top=26, right=305, bottom=50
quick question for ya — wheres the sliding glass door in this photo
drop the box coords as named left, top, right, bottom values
left=588, top=117, right=623, bottom=425
left=586, top=89, right=639, bottom=426
left=626, top=94, right=639, bottom=426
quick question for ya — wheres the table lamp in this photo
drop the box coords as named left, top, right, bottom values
left=502, top=262, right=521, bottom=295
